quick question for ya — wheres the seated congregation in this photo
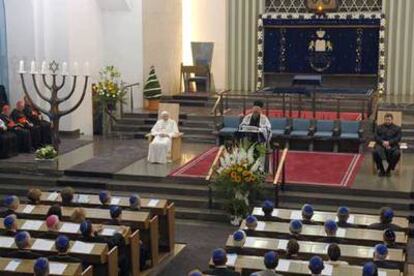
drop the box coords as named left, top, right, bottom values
left=188, top=202, right=408, bottom=276
left=0, top=97, right=52, bottom=158
left=0, top=186, right=176, bottom=275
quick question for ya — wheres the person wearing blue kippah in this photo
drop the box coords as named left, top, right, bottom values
left=383, top=228, right=405, bottom=250
left=373, top=244, right=399, bottom=270
left=289, top=220, right=303, bottom=240
left=250, top=251, right=282, bottom=276
left=318, top=220, right=342, bottom=244
left=301, top=204, right=314, bottom=224
left=0, top=195, right=20, bottom=217
left=262, top=200, right=274, bottom=217
left=105, top=205, right=123, bottom=225
left=188, top=269, right=203, bottom=276
left=34, top=257, right=49, bottom=276
left=368, top=207, right=402, bottom=231
left=48, top=235, right=81, bottom=264
left=308, top=256, right=324, bottom=276
left=98, top=191, right=112, bottom=208
left=362, top=262, right=378, bottom=276
left=336, top=206, right=352, bottom=228
left=203, top=248, right=240, bottom=276
left=3, top=214, right=18, bottom=236
left=128, top=194, right=141, bottom=210
left=6, top=231, right=41, bottom=259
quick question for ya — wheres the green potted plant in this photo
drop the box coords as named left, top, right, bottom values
left=143, top=66, right=162, bottom=111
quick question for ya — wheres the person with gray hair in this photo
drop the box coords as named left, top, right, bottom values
left=147, top=110, right=179, bottom=164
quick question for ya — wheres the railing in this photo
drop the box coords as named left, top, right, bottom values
left=211, top=90, right=231, bottom=132
left=120, top=82, right=140, bottom=116
left=205, top=146, right=226, bottom=209
left=273, top=148, right=288, bottom=208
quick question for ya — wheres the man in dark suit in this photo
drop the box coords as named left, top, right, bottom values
left=373, top=244, right=400, bottom=270
left=251, top=251, right=283, bottom=276
left=383, top=228, right=406, bottom=250
left=373, top=113, right=402, bottom=177
left=0, top=105, right=32, bottom=152
left=5, top=231, right=41, bottom=259
left=336, top=206, right=352, bottom=228
left=203, top=248, right=240, bottom=276
left=23, top=96, right=52, bottom=146
left=368, top=207, right=402, bottom=231
left=11, top=100, right=42, bottom=149
left=48, top=235, right=81, bottom=263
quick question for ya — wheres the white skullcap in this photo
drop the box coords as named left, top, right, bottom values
left=161, top=111, right=169, bottom=116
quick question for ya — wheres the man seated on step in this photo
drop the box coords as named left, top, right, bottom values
left=238, top=100, right=271, bottom=144
left=147, top=110, right=179, bottom=164
left=373, top=113, right=402, bottom=177
left=203, top=248, right=240, bottom=276
left=250, top=251, right=283, bottom=276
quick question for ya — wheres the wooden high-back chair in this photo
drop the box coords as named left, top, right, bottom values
left=146, top=103, right=183, bottom=161
left=180, top=63, right=211, bottom=93
left=369, top=111, right=406, bottom=174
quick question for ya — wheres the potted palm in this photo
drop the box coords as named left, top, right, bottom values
left=143, top=66, right=162, bottom=111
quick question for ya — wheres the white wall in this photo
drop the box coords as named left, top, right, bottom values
left=182, top=0, right=227, bottom=90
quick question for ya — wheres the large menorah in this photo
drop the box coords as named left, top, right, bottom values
left=18, top=60, right=90, bottom=151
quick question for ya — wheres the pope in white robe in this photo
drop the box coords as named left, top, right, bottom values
left=239, top=100, right=271, bottom=144
left=147, top=111, right=179, bottom=164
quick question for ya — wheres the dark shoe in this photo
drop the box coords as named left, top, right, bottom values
left=378, top=171, right=386, bottom=177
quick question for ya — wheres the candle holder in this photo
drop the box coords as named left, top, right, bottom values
left=19, top=60, right=89, bottom=151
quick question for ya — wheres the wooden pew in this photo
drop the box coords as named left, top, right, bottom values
left=240, top=220, right=407, bottom=246
left=252, top=207, right=409, bottom=229
left=0, top=257, right=93, bottom=276
left=39, top=192, right=176, bottom=252
left=214, top=254, right=402, bottom=276
left=0, top=236, right=117, bottom=276
left=0, top=218, right=140, bottom=276
left=225, top=235, right=405, bottom=270
left=14, top=204, right=159, bottom=267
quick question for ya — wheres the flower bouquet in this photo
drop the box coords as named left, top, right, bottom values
left=213, top=143, right=266, bottom=225
left=35, top=145, right=58, bottom=160
left=94, top=65, right=126, bottom=106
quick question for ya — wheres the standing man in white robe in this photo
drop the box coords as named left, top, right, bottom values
left=147, top=111, right=179, bottom=164
left=239, top=100, right=272, bottom=144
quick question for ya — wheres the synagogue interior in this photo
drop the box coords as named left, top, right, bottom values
left=0, top=0, right=413, bottom=275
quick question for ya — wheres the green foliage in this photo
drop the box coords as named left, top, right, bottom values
left=35, top=145, right=58, bottom=160
left=93, top=65, right=126, bottom=105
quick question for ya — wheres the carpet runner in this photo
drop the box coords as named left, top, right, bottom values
left=169, top=148, right=364, bottom=188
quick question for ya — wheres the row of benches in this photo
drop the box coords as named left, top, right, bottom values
left=206, top=205, right=408, bottom=276
left=0, top=190, right=176, bottom=276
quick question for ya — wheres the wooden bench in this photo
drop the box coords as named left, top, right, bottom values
left=39, top=191, right=176, bottom=252
left=0, top=257, right=93, bottom=276
left=0, top=218, right=140, bottom=276
left=225, top=235, right=405, bottom=270
left=213, top=254, right=402, bottom=276
left=240, top=220, right=407, bottom=246
left=0, top=235, right=117, bottom=276
left=251, top=207, right=409, bottom=230
left=14, top=204, right=159, bottom=267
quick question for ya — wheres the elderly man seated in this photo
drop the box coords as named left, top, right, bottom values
left=147, top=111, right=179, bottom=164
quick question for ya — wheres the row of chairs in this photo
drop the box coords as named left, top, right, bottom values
left=0, top=188, right=177, bottom=276
left=218, top=117, right=364, bottom=152
left=200, top=203, right=408, bottom=276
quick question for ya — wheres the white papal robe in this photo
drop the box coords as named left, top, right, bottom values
left=147, top=118, right=179, bottom=164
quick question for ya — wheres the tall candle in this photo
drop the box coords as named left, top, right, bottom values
left=41, top=61, right=47, bottom=74
left=61, top=62, right=68, bottom=75
left=30, top=61, right=36, bottom=74
left=72, top=62, right=79, bottom=76
left=84, top=62, right=90, bottom=76
left=18, top=60, right=25, bottom=73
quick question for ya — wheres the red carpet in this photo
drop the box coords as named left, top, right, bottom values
left=243, top=109, right=364, bottom=120
left=169, top=148, right=364, bottom=188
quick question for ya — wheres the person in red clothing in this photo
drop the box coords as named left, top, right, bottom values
left=0, top=105, right=31, bottom=152
left=11, top=100, right=41, bottom=149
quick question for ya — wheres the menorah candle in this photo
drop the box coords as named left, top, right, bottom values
left=73, top=62, right=79, bottom=76
left=61, top=62, right=68, bottom=75
left=30, top=61, right=36, bottom=74
left=84, top=62, right=90, bottom=76
left=41, top=61, right=47, bottom=74
left=18, top=60, right=25, bottom=73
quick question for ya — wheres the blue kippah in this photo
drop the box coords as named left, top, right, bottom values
left=188, top=272, right=202, bottom=276
left=337, top=206, right=349, bottom=215
left=233, top=230, right=246, bottom=242
left=246, top=215, right=257, bottom=224
left=264, top=251, right=278, bottom=264
left=99, top=191, right=110, bottom=203
left=212, top=248, right=226, bottom=263
left=3, top=215, right=15, bottom=229
left=375, top=244, right=388, bottom=256
left=129, top=194, right=140, bottom=205
left=110, top=205, right=122, bottom=218
left=262, top=200, right=274, bottom=209
left=4, top=195, right=16, bottom=207
left=34, top=257, right=49, bottom=270
left=309, top=256, right=324, bottom=272
left=290, top=219, right=302, bottom=232
left=362, top=262, right=378, bottom=276
left=55, top=235, right=69, bottom=250
left=15, top=231, right=29, bottom=242
left=302, top=204, right=314, bottom=216
left=383, top=208, right=394, bottom=219
left=80, top=220, right=92, bottom=235
left=324, top=219, right=338, bottom=232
